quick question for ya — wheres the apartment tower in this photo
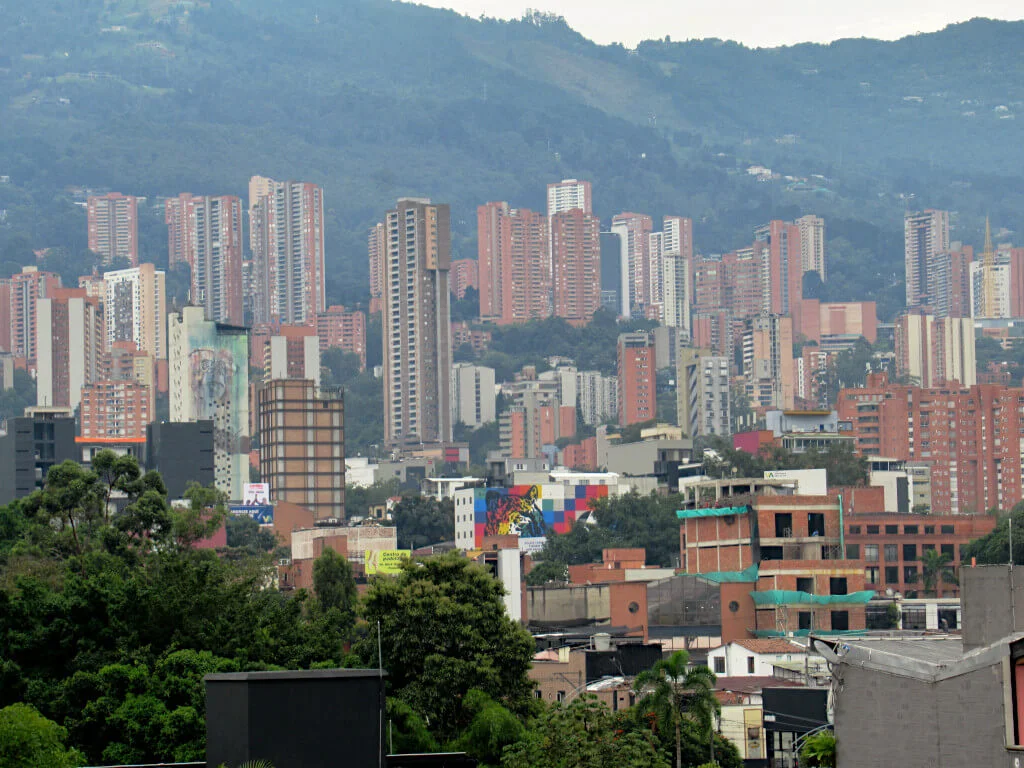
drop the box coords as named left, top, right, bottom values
left=551, top=209, right=602, bottom=326
left=677, top=348, right=731, bottom=437
left=87, top=193, right=139, bottom=266
left=611, top=212, right=654, bottom=317
left=103, top=264, right=167, bottom=360
left=796, top=215, right=826, bottom=282
left=477, top=202, right=550, bottom=324
left=904, top=209, right=951, bottom=309
left=8, top=266, right=61, bottom=361
left=617, top=332, right=655, bottom=427
left=382, top=198, right=453, bottom=448
left=368, top=222, right=387, bottom=315
left=35, top=289, right=104, bottom=410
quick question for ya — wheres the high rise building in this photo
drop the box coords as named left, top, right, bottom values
left=838, top=373, right=1024, bottom=514
left=927, top=245, right=973, bottom=319
left=80, top=379, right=152, bottom=440
left=249, top=178, right=326, bottom=326
left=87, top=193, right=139, bottom=266
left=904, top=209, right=950, bottom=309
left=103, top=264, right=167, bottom=360
left=164, top=193, right=196, bottom=269
left=316, top=306, right=367, bottom=370
left=677, top=348, right=731, bottom=438
left=451, top=363, right=496, bottom=428
left=662, top=253, right=691, bottom=337
left=186, top=195, right=245, bottom=325
left=755, top=220, right=804, bottom=335
left=450, top=259, right=478, bottom=300
left=168, top=306, right=250, bottom=499
left=382, top=198, right=453, bottom=448
left=263, top=331, right=321, bottom=387
left=35, top=289, right=104, bottom=409
left=8, top=266, right=61, bottom=361
left=743, top=315, right=795, bottom=411
left=477, top=202, right=550, bottom=325
left=551, top=209, right=601, bottom=326
left=576, top=370, right=618, bottom=425
left=368, top=222, right=387, bottom=315
left=796, top=215, right=826, bottom=282
left=498, top=382, right=575, bottom=460
left=258, top=378, right=345, bottom=522
left=970, top=260, right=1012, bottom=319
left=547, top=179, right=592, bottom=218
left=611, top=212, right=654, bottom=316
left=0, top=279, right=10, bottom=354
left=895, top=313, right=976, bottom=387
left=617, top=332, right=655, bottom=427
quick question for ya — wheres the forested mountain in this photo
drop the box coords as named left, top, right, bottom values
left=1, top=1, right=1022, bottom=310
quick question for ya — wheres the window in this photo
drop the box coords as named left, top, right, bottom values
left=799, top=612, right=812, bottom=630
left=747, top=657, right=756, bottom=674
left=775, top=513, right=793, bottom=537
left=925, top=526, right=935, bottom=535
left=885, top=525, right=899, bottom=534
left=867, top=525, right=880, bottom=534
left=846, top=544, right=860, bottom=559
left=903, top=544, right=917, bottom=561
left=556, top=691, right=566, bottom=702
left=534, top=690, right=543, bottom=699
left=865, top=566, right=879, bottom=585
left=885, top=566, right=900, bottom=584
left=884, top=544, right=898, bottom=562
left=941, top=525, right=955, bottom=535
left=761, top=546, right=784, bottom=561
left=808, top=513, right=826, bottom=537
left=865, top=544, right=879, bottom=562
left=714, top=657, right=726, bottom=674
left=938, top=607, right=959, bottom=630
left=902, top=606, right=926, bottom=630
left=922, top=543, right=936, bottom=553
left=831, top=610, right=850, bottom=631
left=849, top=525, right=862, bottom=534
left=830, top=577, right=848, bottom=596
left=904, top=525, right=919, bottom=535
left=797, top=577, right=815, bottom=594
left=941, top=543, right=955, bottom=559
left=904, top=565, right=919, bottom=584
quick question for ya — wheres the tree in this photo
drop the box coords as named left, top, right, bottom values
left=799, top=731, right=837, bottom=767
left=0, top=703, right=85, bottom=768
left=633, top=650, right=719, bottom=768
left=357, top=553, right=536, bottom=742
left=962, top=503, right=1024, bottom=565
left=450, top=689, right=525, bottom=766
left=313, top=549, right=357, bottom=615
left=919, top=549, right=957, bottom=597
left=502, top=695, right=669, bottom=768
left=391, top=496, right=455, bottom=550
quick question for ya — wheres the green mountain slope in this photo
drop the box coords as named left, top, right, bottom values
left=0, top=1, right=1022, bottom=310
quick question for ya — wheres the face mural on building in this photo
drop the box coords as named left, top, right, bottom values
left=484, top=485, right=546, bottom=539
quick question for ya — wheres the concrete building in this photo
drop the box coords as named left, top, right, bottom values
left=611, top=212, right=654, bottom=317
left=845, top=513, right=996, bottom=598
left=743, top=315, right=795, bottom=411
left=258, top=378, right=345, bottom=523
left=677, top=348, right=731, bottom=438
left=249, top=178, right=326, bottom=325
left=552, top=209, right=602, bottom=326
left=895, top=313, right=976, bottom=387
left=498, top=378, right=575, bottom=461
left=87, top=192, right=139, bottom=266
left=449, top=258, right=478, bottom=300
left=103, top=264, right=167, bottom=360
left=617, top=332, right=655, bottom=427
left=382, top=198, right=453, bottom=448
left=755, top=220, right=804, bottom=336
left=904, top=208, right=950, bottom=309
left=80, top=379, right=152, bottom=440
left=0, top=352, right=14, bottom=390
left=450, top=363, right=496, bottom=428
left=35, top=289, right=104, bottom=410
left=576, top=370, right=618, bottom=426
left=367, top=222, right=386, bottom=315
left=798, top=300, right=878, bottom=344
left=796, top=214, right=825, bottom=281
left=477, top=202, right=550, bottom=324
left=547, top=178, right=592, bottom=218
left=661, top=251, right=691, bottom=336
left=970, top=259, right=1013, bottom=319
left=928, top=244, right=973, bottom=318
left=8, top=266, right=61, bottom=361
left=168, top=306, right=249, bottom=499
left=707, top=639, right=808, bottom=678
left=261, top=330, right=321, bottom=387
left=0, top=410, right=77, bottom=504
left=316, top=306, right=366, bottom=370
left=145, top=421, right=214, bottom=498
left=191, top=195, right=245, bottom=326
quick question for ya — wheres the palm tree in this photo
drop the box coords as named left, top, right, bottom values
left=632, top=649, right=719, bottom=768
left=920, top=549, right=957, bottom=597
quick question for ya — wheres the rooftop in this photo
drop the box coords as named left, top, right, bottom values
left=732, top=638, right=807, bottom=655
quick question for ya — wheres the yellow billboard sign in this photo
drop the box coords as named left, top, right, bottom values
left=365, top=549, right=411, bottom=575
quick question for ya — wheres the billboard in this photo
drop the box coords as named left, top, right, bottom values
left=243, top=482, right=270, bottom=505
left=365, top=549, right=411, bottom=575
left=472, top=484, right=609, bottom=551
left=230, top=504, right=274, bottom=525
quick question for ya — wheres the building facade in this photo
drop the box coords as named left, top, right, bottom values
left=576, top=370, right=619, bottom=426
left=35, top=289, right=104, bottom=410
left=894, top=313, right=976, bottom=387
left=450, top=258, right=478, bottom=300
left=743, top=315, right=795, bottom=411
left=551, top=209, right=602, bottom=326
left=8, top=266, right=61, bottom=361
left=477, top=202, right=551, bottom=324
left=189, top=195, right=245, bottom=325
left=677, top=348, right=731, bottom=438
left=316, top=305, right=367, bottom=370
left=88, top=192, right=139, bottom=266
left=611, top=212, right=654, bottom=317
left=618, top=332, right=655, bottom=427
left=904, top=209, right=950, bottom=309
left=451, top=363, right=496, bottom=428
left=382, top=198, right=453, bottom=448
left=103, top=264, right=167, bottom=360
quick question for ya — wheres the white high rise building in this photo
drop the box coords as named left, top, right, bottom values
left=451, top=363, right=496, bottom=428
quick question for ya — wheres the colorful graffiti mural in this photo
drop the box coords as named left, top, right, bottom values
left=472, top=484, right=609, bottom=551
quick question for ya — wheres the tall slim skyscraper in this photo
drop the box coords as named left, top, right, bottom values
left=477, top=202, right=550, bottom=324
left=611, top=213, right=654, bottom=317
left=103, top=264, right=167, bottom=360
left=796, top=215, right=826, bottom=282
left=87, top=193, right=139, bottom=266
left=8, top=266, right=61, bottom=362
left=165, top=193, right=196, bottom=269
left=249, top=178, right=326, bottom=326
left=368, top=222, right=386, bottom=315
left=895, top=313, right=976, bottom=387
left=192, top=195, right=244, bottom=325
left=169, top=306, right=250, bottom=499
left=551, top=209, right=602, bottom=326
left=35, top=289, right=104, bottom=410
left=904, top=209, right=950, bottom=309
left=743, top=315, right=795, bottom=410
left=258, top=378, right=345, bottom=522
left=755, top=220, right=804, bottom=335
left=656, top=216, right=694, bottom=334
left=547, top=179, right=592, bottom=218
left=618, top=332, right=655, bottom=427
left=382, top=198, right=453, bottom=448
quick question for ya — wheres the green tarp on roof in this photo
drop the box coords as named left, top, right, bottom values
left=701, top=564, right=760, bottom=583
left=750, top=590, right=876, bottom=606
left=677, top=505, right=748, bottom=520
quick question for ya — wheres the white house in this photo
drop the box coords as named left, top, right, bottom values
left=706, top=639, right=807, bottom=677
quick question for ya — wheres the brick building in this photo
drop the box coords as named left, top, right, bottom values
left=844, top=513, right=996, bottom=598
left=315, top=306, right=366, bottom=370
left=35, top=289, right=104, bottom=410
left=88, top=192, right=139, bottom=266
left=8, top=266, right=61, bottom=361
left=449, top=258, right=478, bottom=300
left=477, top=202, right=550, bottom=325
left=617, top=332, right=655, bottom=427
left=551, top=209, right=602, bottom=326
left=80, top=379, right=152, bottom=439
left=894, top=313, right=975, bottom=387
left=837, top=373, right=1024, bottom=514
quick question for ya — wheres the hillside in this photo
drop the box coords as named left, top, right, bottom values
left=1, top=1, right=1022, bottom=313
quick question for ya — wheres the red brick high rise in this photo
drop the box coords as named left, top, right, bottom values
left=316, top=306, right=367, bottom=370
left=450, top=259, right=478, bottom=300
left=165, top=193, right=196, bottom=269
left=9, top=266, right=61, bottom=362
left=35, top=288, right=104, bottom=409
left=368, top=222, right=386, bottom=316
left=838, top=373, right=1024, bottom=515
left=551, top=209, right=601, bottom=326
left=80, top=378, right=152, bottom=440
left=755, top=220, right=804, bottom=335
left=0, top=278, right=10, bottom=354
left=88, top=193, right=139, bottom=266
left=617, top=332, right=655, bottom=426
left=477, top=202, right=550, bottom=325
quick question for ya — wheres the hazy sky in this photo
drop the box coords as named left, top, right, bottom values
left=416, top=0, right=1024, bottom=48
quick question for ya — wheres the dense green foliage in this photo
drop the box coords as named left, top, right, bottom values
left=0, top=370, right=37, bottom=424
left=700, top=438, right=869, bottom=487
left=321, top=345, right=385, bottom=457
left=391, top=496, right=456, bottom=550
left=799, top=731, right=837, bottom=767
left=0, top=703, right=85, bottom=768
left=962, top=503, right=1024, bottom=564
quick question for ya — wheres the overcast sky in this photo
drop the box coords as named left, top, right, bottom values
left=415, top=0, right=1024, bottom=48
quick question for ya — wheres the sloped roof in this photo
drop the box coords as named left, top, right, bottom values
left=732, top=638, right=806, bottom=655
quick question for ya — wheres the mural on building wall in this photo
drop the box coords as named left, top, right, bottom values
left=473, top=484, right=609, bottom=551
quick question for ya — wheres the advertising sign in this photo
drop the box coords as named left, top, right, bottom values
left=365, top=549, right=411, bottom=575
left=230, top=504, right=274, bottom=525
left=243, top=483, right=270, bottom=505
